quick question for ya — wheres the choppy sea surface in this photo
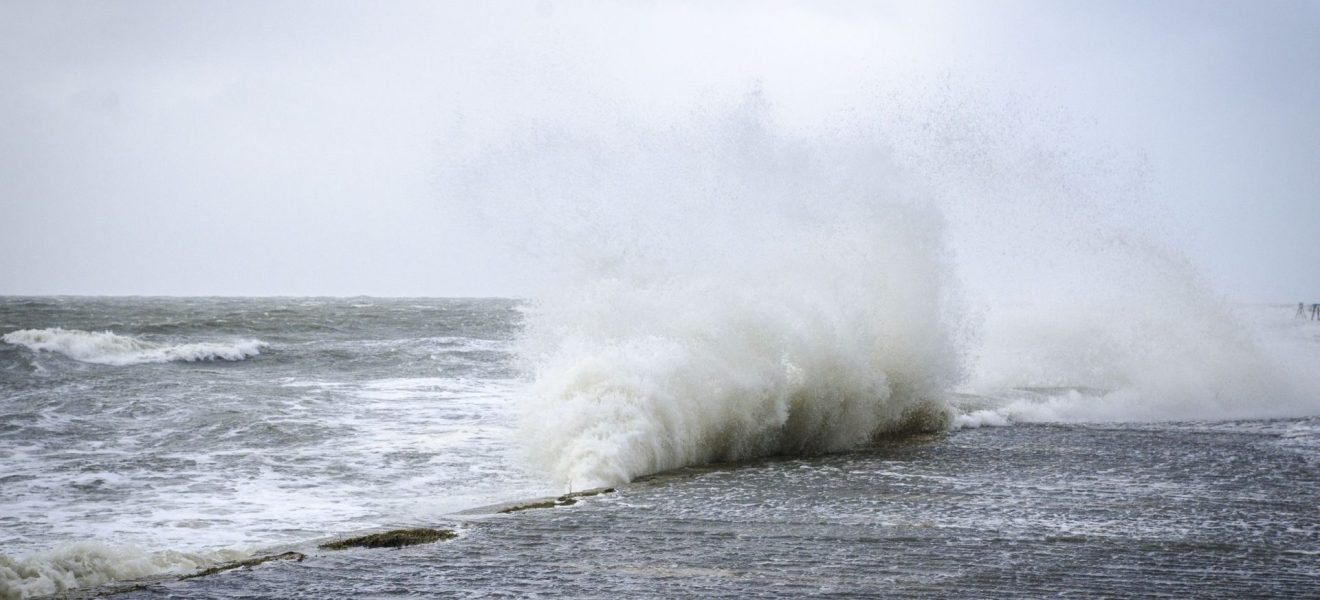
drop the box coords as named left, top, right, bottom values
left=1, top=297, right=1317, bottom=598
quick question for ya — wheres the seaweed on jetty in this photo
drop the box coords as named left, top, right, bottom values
left=499, top=500, right=559, bottom=513
left=498, top=487, right=617, bottom=513
left=318, top=527, right=457, bottom=550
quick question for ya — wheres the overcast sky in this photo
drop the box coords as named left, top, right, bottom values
left=2, top=1, right=1317, bottom=300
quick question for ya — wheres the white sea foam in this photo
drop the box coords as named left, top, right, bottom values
left=0, top=543, right=245, bottom=600
left=1, top=328, right=267, bottom=366
left=951, top=409, right=1011, bottom=429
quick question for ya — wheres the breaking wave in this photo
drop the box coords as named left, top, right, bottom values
left=0, top=543, right=245, bottom=600
left=521, top=269, right=958, bottom=487
left=1, top=328, right=267, bottom=366
left=465, top=106, right=964, bottom=487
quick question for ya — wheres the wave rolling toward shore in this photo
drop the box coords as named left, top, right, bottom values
left=2, top=328, right=266, bottom=366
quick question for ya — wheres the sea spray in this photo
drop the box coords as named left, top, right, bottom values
left=469, top=106, right=966, bottom=486
left=961, top=239, right=1320, bottom=423
left=458, top=94, right=1320, bottom=485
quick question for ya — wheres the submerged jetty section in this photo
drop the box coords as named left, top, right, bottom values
left=88, top=488, right=619, bottom=598
left=177, top=552, right=305, bottom=581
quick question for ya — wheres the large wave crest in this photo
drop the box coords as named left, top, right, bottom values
left=2, top=328, right=267, bottom=366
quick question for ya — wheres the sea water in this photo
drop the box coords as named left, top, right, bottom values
left=2, top=297, right=1318, bottom=598
left=0, top=297, right=556, bottom=598
left=5, top=106, right=1320, bottom=599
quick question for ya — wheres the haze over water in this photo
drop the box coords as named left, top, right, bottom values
left=3, top=2, right=1320, bottom=598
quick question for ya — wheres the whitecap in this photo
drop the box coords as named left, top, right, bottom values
left=1, top=328, right=267, bottom=366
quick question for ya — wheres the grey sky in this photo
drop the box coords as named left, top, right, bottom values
left=1, top=1, right=1317, bottom=299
